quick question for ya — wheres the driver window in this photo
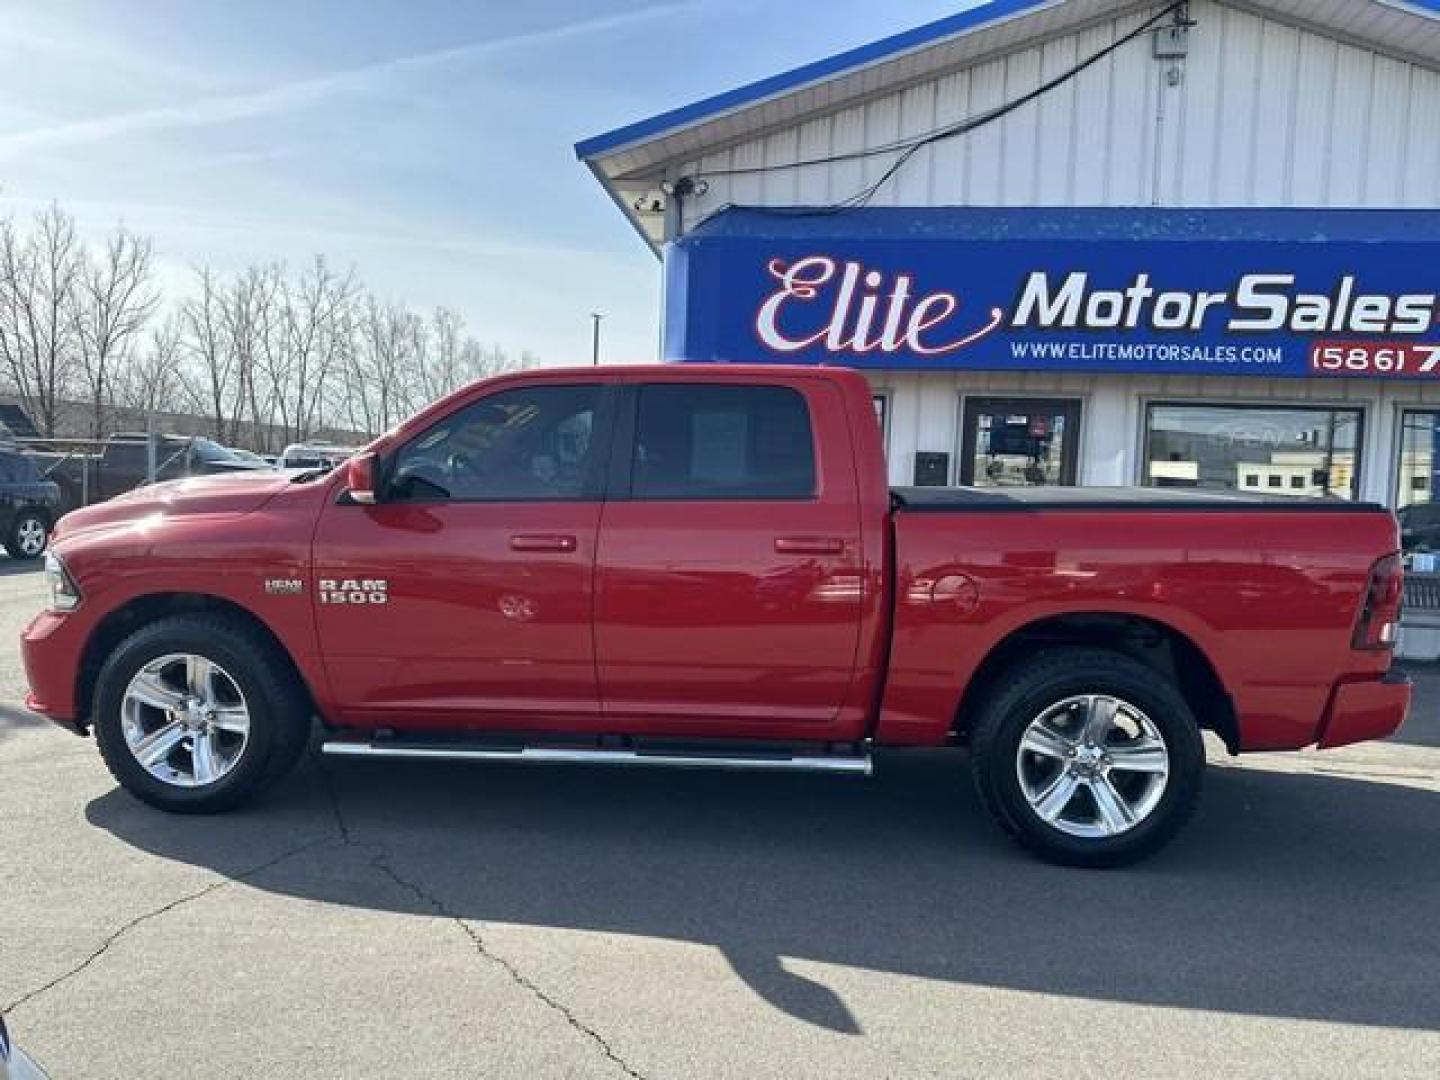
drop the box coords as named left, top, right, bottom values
left=390, top=384, right=601, bottom=502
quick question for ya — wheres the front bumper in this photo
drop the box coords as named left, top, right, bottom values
left=20, top=608, right=86, bottom=732
left=1317, top=669, right=1412, bottom=750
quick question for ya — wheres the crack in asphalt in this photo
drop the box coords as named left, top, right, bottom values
left=318, top=764, right=647, bottom=1080
left=7, top=755, right=645, bottom=1079
left=2, top=833, right=333, bottom=1016
left=368, top=851, right=648, bottom=1080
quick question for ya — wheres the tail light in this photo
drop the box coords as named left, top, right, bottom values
left=1353, top=553, right=1403, bottom=651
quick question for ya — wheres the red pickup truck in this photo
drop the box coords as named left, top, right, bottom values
left=21, top=366, right=1410, bottom=866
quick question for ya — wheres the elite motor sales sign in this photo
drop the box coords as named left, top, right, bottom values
left=664, top=208, right=1440, bottom=378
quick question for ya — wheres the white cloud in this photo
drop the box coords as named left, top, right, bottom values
left=0, top=3, right=699, bottom=161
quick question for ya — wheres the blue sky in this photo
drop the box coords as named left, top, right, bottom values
left=0, top=0, right=980, bottom=366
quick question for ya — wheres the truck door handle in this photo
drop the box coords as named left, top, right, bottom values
left=774, top=536, right=845, bottom=555
left=509, top=534, right=578, bottom=553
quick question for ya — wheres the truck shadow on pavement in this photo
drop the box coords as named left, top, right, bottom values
left=0, top=704, right=47, bottom=745
left=84, top=751, right=1440, bottom=1035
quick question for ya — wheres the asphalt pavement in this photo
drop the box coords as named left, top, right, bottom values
left=1, top=557, right=1438, bottom=1078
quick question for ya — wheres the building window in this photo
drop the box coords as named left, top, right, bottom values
left=1398, top=410, right=1440, bottom=510
left=1144, top=403, right=1363, bottom=499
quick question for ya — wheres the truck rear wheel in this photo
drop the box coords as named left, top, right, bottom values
left=93, top=614, right=311, bottom=813
left=970, top=647, right=1204, bottom=868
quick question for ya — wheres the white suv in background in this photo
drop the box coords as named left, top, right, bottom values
left=277, top=443, right=358, bottom=472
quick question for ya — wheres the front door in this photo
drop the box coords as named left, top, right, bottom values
left=594, top=379, right=867, bottom=740
left=311, top=381, right=612, bottom=730
left=960, top=397, right=1082, bottom=487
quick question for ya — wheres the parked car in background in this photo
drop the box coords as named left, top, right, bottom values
left=21, top=366, right=1411, bottom=867
left=1398, top=501, right=1440, bottom=553
left=0, top=1015, right=47, bottom=1079
left=223, top=447, right=275, bottom=468
left=0, top=448, right=61, bottom=560
left=27, top=433, right=266, bottom=512
left=277, top=442, right=357, bottom=471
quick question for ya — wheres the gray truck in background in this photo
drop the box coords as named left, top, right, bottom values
left=25, top=433, right=266, bottom=512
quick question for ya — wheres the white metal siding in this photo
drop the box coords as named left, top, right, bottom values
left=677, top=0, right=1440, bottom=226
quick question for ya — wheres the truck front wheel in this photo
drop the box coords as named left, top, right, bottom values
left=93, top=614, right=311, bottom=813
left=970, top=647, right=1204, bottom=868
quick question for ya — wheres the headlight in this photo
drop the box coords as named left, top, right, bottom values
left=44, top=551, right=81, bottom=612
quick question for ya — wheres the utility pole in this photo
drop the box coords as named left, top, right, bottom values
left=146, top=410, right=157, bottom=485
left=590, top=311, right=604, bottom=366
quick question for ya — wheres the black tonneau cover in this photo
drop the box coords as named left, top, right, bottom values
left=891, top=486, right=1387, bottom=513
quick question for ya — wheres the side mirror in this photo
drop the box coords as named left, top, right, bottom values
left=344, top=452, right=379, bottom=505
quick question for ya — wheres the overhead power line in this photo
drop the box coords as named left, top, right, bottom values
left=684, top=1, right=1189, bottom=217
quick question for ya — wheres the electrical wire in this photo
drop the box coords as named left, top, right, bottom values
left=690, top=1, right=1188, bottom=218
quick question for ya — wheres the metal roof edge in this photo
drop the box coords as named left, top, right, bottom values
left=575, top=0, right=1440, bottom=163
left=1377, top=0, right=1440, bottom=19
left=573, top=0, right=1064, bottom=161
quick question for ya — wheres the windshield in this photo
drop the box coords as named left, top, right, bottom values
left=189, top=438, right=243, bottom=463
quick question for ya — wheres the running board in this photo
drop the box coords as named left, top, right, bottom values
left=320, top=737, right=873, bottom=776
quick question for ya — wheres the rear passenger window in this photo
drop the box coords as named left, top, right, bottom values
left=632, top=385, right=816, bottom=500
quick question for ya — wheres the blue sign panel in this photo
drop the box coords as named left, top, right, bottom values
left=664, top=208, right=1440, bottom=379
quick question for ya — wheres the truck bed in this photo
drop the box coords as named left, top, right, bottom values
left=892, top=486, right=1388, bottom=513
left=881, top=486, right=1400, bottom=751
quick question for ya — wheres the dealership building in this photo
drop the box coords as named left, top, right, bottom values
left=577, top=0, right=1440, bottom=507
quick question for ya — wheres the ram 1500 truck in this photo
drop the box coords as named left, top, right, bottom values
left=20, top=366, right=1411, bottom=866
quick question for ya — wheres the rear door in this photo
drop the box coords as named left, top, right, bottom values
left=594, top=378, right=866, bottom=740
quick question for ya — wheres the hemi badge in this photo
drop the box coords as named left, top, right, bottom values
left=265, top=579, right=304, bottom=596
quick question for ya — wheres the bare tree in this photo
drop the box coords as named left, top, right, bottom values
left=113, top=314, right=184, bottom=418
left=402, top=307, right=527, bottom=416
left=73, top=227, right=158, bottom=437
left=223, top=264, right=282, bottom=448
left=3, top=200, right=539, bottom=448
left=277, top=257, right=357, bottom=447
left=179, top=267, right=243, bottom=445
left=410, top=306, right=463, bottom=408
left=0, top=205, right=83, bottom=437
left=342, top=294, right=418, bottom=437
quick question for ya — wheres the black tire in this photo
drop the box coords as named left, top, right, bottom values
left=4, top=509, right=50, bottom=560
left=970, top=647, right=1204, bottom=868
left=93, top=614, right=312, bottom=813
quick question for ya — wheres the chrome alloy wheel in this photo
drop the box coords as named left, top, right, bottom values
left=121, top=653, right=251, bottom=788
left=1015, top=694, right=1170, bottom=839
left=16, top=516, right=46, bottom=556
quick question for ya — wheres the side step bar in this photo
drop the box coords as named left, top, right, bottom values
left=321, top=738, right=873, bottom=776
